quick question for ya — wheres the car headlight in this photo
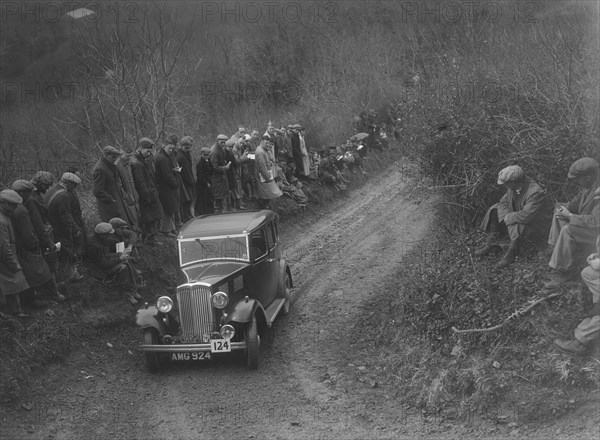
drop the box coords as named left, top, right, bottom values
left=220, top=324, right=235, bottom=340
left=157, top=296, right=173, bottom=313
left=211, top=291, right=229, bottom=309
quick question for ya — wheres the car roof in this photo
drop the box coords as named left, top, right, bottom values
left=178, top=210, right=275, bottom=239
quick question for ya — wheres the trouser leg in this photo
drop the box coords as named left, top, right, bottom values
left=574, top=315, right=600, bottom=345
left=582, top=266, right=600, bottom=304
left=549, top=223, right=598, bottom=271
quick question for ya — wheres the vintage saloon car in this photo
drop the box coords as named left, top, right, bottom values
left=136, top=210, right=292, bottom=370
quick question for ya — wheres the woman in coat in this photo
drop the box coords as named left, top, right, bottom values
left=254, top=139, right=282, bottom=209
left=154, top=140, right=181, bottom=235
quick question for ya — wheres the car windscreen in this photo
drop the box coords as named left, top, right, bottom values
left=179, top=235, right=249, bottom=265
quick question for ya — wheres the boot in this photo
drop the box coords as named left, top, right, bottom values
left=474, top=233, right=501, bottom=257
left=553, top=338, right=588, bottom=356
left=236, top=199, right=247, bottom=210
left=495, top=240, right=519, bottom=269
left=544, top=270, right=578, bottom=289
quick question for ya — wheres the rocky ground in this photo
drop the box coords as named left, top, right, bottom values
left=1, top=161, right=598, bottom=440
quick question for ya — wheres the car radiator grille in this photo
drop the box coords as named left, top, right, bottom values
left=177, top=285, right=215, bottom=343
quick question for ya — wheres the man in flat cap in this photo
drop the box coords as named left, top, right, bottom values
left=30, top=171, right=55, bottom=222
left=85, top=222, right=142, bottom=304
left=114, top=148, right=141, bottom=238
left=0, top=189, right=29, bottom=316
left=93, top=146, right=128, bottom=223
left=475, top=165, right=552, bottom=268
left=210, top=134, right=232, bottom=213
left=154, top=134, right=184, bottom=236
left=195, top=147, right=214, bottom=215
left=176, top=135, right=196, bottom=222
left=46, top=172, right=84, bottom=282
left=11, top=180, right=65, bottom=305
left=28, top=173, right=61, bottom=275
left=130, top=138, right=164, bottom=246
left=545, top=157, right=600, bottom=288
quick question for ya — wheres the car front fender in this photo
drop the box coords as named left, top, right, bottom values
left=136, top=306, right=178, bottom=336
left=226, top=298, right=263, bottom=324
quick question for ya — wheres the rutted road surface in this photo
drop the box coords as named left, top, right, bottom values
left=6, top=162, right=594, bottom=439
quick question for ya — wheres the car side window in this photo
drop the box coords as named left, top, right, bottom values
left=266, top=222, right=277, bottom=251
left=250, top=228, right=267, bottom=260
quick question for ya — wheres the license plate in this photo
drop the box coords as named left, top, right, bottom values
left=171, top=352, right=211, bottom=361
left=210, top=339, right=231, bottom=353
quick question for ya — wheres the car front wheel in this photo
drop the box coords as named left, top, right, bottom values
left=143, top=328, right=161, bottom=372
left=245, top=317, right=260, bottom=370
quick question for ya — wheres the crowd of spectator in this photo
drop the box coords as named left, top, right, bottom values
left=0, top=117, right=394, bottom=315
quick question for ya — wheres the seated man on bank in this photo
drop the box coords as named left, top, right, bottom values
left=475, top=165, right=553, bottom=269
left=545, top=158, right=600, bottom=288
left=553, top=235, right=600, bottom=355
left=85, top=222, right=143, bottom=304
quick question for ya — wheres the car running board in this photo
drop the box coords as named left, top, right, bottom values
left=264, top=298, right=286, bottom=325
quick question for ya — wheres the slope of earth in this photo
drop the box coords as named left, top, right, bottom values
left=0, top=161, right=598, bottom=440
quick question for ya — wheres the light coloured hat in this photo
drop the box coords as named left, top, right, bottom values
left=12, top=179, right=36, bottom=192
left=0, top=189, right=23, bottom=204
left=94, top=222, right=114, bottom=234
left=31, top=171, right=55, bottom=185
left=568, top=158, right=599, bottom=178
left=61, top=172, right=82, bottom=184
left=109, top=217, right=128, bottom=227
left=217, top=134, right=228, bottom=141
left=497, top=165, right=524, bottom=184
left=200, top=147, right=210, bottom=154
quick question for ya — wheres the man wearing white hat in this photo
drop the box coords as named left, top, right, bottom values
left=0, top=189, right=29, bottom=316
left=475, top=165, right=552, bottom=269
left=45, top=172, right=84, bottom=282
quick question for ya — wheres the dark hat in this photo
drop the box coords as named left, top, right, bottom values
left=60, top=172, right=81, bottom=184
left=94, top=222, right=114, bottom=235
left=12, top=179, right=36, bottom=192
left=166, top=134, right=179, bottom=145
left=180, top=136, right=194, bottom=146
left=109, top=217, right=128, bottom=227
left=139, top=137, right=155, bottom=149
left=568, top=158, right=599, bottom=178
left=200, top=147, right=211, bottom=154
left=217, top=134, right=228, bottom=141
left=103, top=145, right=123, bottom=155
left=0, top=189, right=23, bottom=204
left=31, top=171, right=55, bottom=185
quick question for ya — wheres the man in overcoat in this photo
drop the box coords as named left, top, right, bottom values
left=177, top=136, right=196, bottom=222
left=545, top=158, right=600, bottom=288
left=29, top=171, right=59, bottom=273
left=195, top=147, right=214, bottom=215
left=46, top=172, right=84, bottom=282
left=115, top=151, right=141, bottom=234
left=210, top=134, right=232, bottom=213
left=475, top=165, right=553, bottom=269
left=154, top=136, right=182, bottom=236
left=93, top=146, right=128, bottom=222
left=130, top=138, right=164, bottom=245
left=0, top=190, right=29, bottom=316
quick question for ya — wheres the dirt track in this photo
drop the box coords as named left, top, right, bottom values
left=1, top=162, right=597, bottom=440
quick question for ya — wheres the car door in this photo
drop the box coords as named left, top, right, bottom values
left=248, top=224, right=278, bottom=306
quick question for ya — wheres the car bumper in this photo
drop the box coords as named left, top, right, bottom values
left=138, top=342, right=246, bottom=352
